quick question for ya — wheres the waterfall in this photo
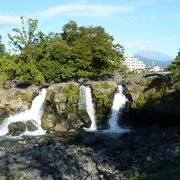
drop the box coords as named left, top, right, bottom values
left=106, top=85, right=129, bottom=133
left=85, top=86, right=97, bottom=131
left=79, top=85, right=97, bottom=131
left=0, top=88, right=47, bottom=137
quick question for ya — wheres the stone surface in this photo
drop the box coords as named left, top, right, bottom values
left=0, top=86, right=38, bottom=113
left=0, top=125, right=179, bottom=179
left=8, top=122, right=26, bottom=136
left=54, top=122, right=69, bottom=132
left=92, top=81, right=117, bottom=125
left=26, top=120, right=38, bottom=131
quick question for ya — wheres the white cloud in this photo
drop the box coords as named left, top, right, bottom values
left=0, top=15, right=20, bottom=26
left=123, top=40, right=153, bottom=49
left=173, top=13, right=180, bottom=17
left=137, top=0, right=157, bottom=5
left=123, top=37, right=179, bottom=49
left=39, top=3, right=134, bottom=17
left=124, top=15, right=159, bottom=21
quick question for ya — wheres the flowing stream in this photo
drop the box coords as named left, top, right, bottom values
left=0, top=88, right=47, bottom=137
left=80, top=86, right=97, bottom=131
left=106, top=85, right=130, bottom=133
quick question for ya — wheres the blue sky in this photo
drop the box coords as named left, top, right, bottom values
left=0, top=0, right=180, bottom=58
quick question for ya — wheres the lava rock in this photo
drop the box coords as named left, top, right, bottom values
left=26, top=120, right=38, bottom=131
left=8, top=122, right=26, bottom=136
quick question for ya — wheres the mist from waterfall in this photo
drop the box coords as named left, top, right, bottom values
left=0, top=88, right=47, bottom=137
left=106, top=85, right=129, bottom=133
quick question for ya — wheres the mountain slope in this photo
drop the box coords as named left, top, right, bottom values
left=134, top=48, right=173, bottom=68
left=134, top=55, right=172, bottom=68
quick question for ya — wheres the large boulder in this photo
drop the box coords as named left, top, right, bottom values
left=126, top=76, right=180, bottom=116
left=0, top=86, right=38, bottom=114
left=92, top=81, right=117, bottom=126
left=45, top=83, right=88, bottom=131
left=8, top=122, right=26, bottom=136
left=26, top=120, right=39, bottom=131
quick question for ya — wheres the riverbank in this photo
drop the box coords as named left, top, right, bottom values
left=0, top=125, right=179, bottom=179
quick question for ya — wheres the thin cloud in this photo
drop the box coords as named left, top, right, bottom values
left=139, top=0, right=157, bottom=4
left=124, top=15, right=159, bottom=21
left=173, top=13, right=180, bottom=17
left=0, top=15, right=20, bottom=26
left=123, top=37, right=179, bottom=49
left=39, top=3, right=134, bottom=17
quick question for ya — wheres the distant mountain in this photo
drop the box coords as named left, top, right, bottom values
left=134, top=48, right=174, bottom=68
left=134, top=55, right=172, bottom=68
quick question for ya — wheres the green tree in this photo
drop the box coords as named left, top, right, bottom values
left=68, top=25, right=124, bottom=78
left=61, top=20, right=78, bottom=45
left=169, top=49, right=180, bottom=80
left=0, top=35, right=5, bottom=57
left=6, top=19, right=124, bottom=85
left=8, top=16, right=39, bottom=62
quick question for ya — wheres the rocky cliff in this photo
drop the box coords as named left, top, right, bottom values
left=0, top=81, right=117, bottom=133
left=125, top=75, right=180, bottom=117
left=1, top=77, right=179, bottom=135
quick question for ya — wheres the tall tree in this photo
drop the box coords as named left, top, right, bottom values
left=0, top=35, right=5, bottom=56
left=8, top=16, right=39, bottom=62
left=169, top=49, right=180, bottom=80
left=61, top=20, right=79, bottom=45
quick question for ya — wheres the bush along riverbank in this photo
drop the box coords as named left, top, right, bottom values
left=124, top=75, right=180, bottom=120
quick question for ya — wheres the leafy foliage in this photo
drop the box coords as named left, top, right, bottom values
left=1, top=18, right=124, bottom=86
left=169, top=49, right=180, bottom=80
left=0, top=35, right=5, bottom=57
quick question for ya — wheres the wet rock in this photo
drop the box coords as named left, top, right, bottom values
left=79, top=132, right=98, bottom=145
left=8, top=122, right=26, bottom=136
left=26, top=120, right=38, bottom=131
left=102, top=138, right=124, bottom=149
left=54, top=122, right=69, bottom=132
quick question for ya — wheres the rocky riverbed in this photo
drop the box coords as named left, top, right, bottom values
left=0, top=125, right=179, bottom=180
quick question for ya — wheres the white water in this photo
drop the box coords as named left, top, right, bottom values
left=106, top=85, right=129, bottom=133
left=0, top=88, right=47, bottom=137
left=83, top=86, right=97, bottom=131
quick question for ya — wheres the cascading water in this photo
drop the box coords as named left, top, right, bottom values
left=0, top=88, right=47, bottom=137
left=106, top=85, right=129, bottom=133
left=85, top=86, right=97, bottom=131
left=79, top=85, right=97, bottom=131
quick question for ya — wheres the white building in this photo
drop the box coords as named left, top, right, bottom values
left=123, top=56, right=145, bottom=71
left=152, top=66, right=161, bottom=72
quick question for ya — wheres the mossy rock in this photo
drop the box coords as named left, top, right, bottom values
left=26, top=120, right=38, bottom=131
left=77, top=109, right=91, bottom=124
left=0, top=108, right=9, bottom=119
left=92, top=81, right=117, bottom=122
left=8, top=122, right=26, bottom=136
left=42, top=117, right=55, bottom=131
left=15, top=90, right=32, bottom=103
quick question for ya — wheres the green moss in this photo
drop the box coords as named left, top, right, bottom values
left=136, top=95, right=145, bottom=108
left=139, top=79, right=148, bottom=86
left=15, top=90, right=32, bottom=103
left=60, top=84, right=79, bottom=103
left=63, top=104, right=77, bottom=113
left=93, top=81, right=117, bottom=107
left=41, top=117, right=51, bottom=131
left=93, top=81, right=116, bottom=90
left=93, top=90, right=111, bottom=107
